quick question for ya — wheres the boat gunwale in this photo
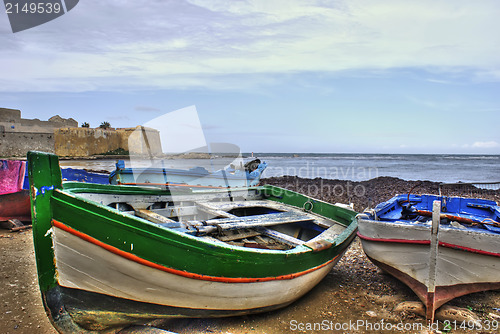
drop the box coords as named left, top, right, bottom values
left=374, top=193, right=499, bottom=217
left=53, top=188, right=303, bottom=255
left=357, top=214, right=500, bottom=237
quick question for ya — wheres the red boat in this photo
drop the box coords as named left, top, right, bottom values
left=0, top=160, right=30, bottom=222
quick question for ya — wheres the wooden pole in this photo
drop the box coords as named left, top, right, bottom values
left=426, top=200, right=441, bottom=323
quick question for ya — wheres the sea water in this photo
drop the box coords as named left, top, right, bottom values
left=60, top=154, right=500, bottom=184
left=257, top=153, right=500, bottom=183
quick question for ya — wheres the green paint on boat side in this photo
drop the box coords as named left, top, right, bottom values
left=28, top=151, right=62, bottom=293
left=29, top=151, right=358, bottom=280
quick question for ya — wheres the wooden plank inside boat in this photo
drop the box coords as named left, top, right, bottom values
left=195, top=202, right=237, bottom=218
left=189, top=211, right=315, bottom=234
left=217, top=229, right=262, bottom=242
left=256, top=227, right=304, bottom=247
left=135, top=209, right=180, bottom=227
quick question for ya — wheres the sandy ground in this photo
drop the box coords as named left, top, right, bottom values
left=1, top=176, right=499, bottom=333
left=1, top=230, right=499, bottom=334
left=0, top=230, right=56, bottom=334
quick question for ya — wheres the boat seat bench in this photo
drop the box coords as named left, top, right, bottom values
left=188, top=211, right=316, bottom=234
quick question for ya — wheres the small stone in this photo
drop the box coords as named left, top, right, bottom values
left=366, top=310, right=377, bottom=318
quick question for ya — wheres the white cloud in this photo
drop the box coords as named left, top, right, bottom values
left=1, top=0, right=500, bottom=92
left=134, top=106, right=162, bottom=112
left=470, top=141, right=500, bottom=149
left=462, top=141, right=500, bottom=149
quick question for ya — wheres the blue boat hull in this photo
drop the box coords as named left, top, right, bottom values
left=23, top=167, right=110, bottom=189
left=109, top=161, right=267, bottom=188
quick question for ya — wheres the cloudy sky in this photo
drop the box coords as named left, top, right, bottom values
left=1, top=0, right=499, bottom=154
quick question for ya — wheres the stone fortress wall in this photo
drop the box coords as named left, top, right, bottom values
left=0, top=108, right=162, bottom=157
left=54, top=126, right=162, bottom=157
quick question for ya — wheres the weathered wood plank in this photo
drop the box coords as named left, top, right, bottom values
left=79, top=189, right=261, bottom=209
left=200, top=200, right=342, bottom=229
left=217, top=230, right=262, bottom=242
left=191, top=211, right=315, bottom=234
left=7, top=219, right=32, bottom=232
left=202, top=200, right=292, bottom=212
left=196, top=202, right=238, bottom=219
left=151, top=206, right=197, bottom=218
left=303, top=239, right=332, bottom=252
left=305, top=224, right=345, bottom=245
left=257, top=227, right=304, bottom=246
left=135, top=209, right=180, bottom=227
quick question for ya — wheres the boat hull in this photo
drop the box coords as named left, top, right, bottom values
left=0, top=190, right=30, bottom=222
left=109, top=160, right=267, bottom=188
left=358, top=217, right=500, bottom=316
left=52, top=224, right=339, bottom=312
left=44, top=284, right=297, bottom=332
left=43, top=196, right=355, bottom=332
left=48, top=224, right=346, bottom=331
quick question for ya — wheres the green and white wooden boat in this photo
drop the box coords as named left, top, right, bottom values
left=28, top=151, right=358, bottom=333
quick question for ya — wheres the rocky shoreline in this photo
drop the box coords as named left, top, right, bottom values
left=263, top=175, right=500, bottom=212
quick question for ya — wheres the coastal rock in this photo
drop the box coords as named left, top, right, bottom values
left=165, top=152, right=211, bottom=159
left=435, top=305, right=480, bottom=325
left=393, top=301, right=426, bottom=317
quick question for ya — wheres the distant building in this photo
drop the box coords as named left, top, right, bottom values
left=0, top=108, right=78, bottom=157
left=54, top=126, right=162, bottom=157
left=1, top=108, right=162, bottom=157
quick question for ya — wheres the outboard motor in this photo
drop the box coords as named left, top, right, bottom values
left=401, top=202, right=419, bottom=220
left=244, top=159, right=261, bottom=173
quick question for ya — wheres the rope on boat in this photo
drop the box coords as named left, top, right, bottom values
left=303, top=200, right=314, bottom=212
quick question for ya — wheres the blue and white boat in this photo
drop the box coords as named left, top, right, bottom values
left=357, top=194, right=500, bottom=321
left=109, top=159, right=267, bottom=188
left=23, top=167, right=110, bottom=189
